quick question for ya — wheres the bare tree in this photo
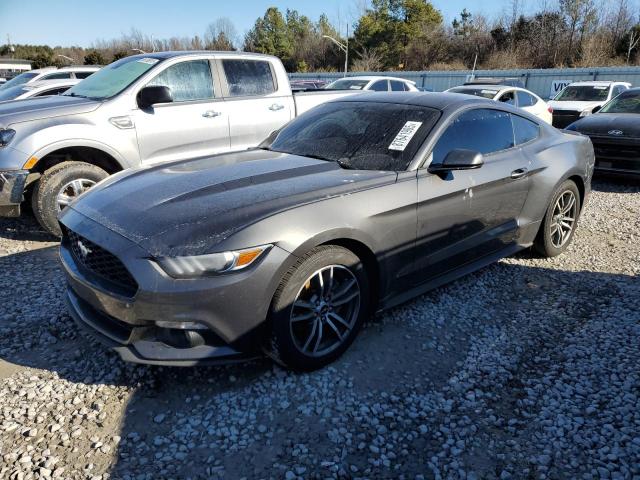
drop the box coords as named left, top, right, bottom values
left=351, top=48, right=383, bottom=71
left=205, top=18, right=238, bottom=50
left=627, top=29, right=640, bottom=63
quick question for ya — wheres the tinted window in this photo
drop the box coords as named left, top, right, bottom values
left=517, top=91, right=536, bottom=107
left=266, top=101, right=440, bottom=171
left=448, top=87, right=498, bottom=99
left=222, top=60, right=275, bottom=97
left=370, top=80, right=388, bottom=91
left=74, top=71, right=95, bottom=79
left=600, top=90, right=640, bottom=113
left=324, top=79, right=369, bottom=90
left=498, top=90, right=516, bottom=105
left=34, top=86, right=71, bottom=97
left=0, top=72, right=38, bottom=90
left=42, top=72, right=73, bottom=80
left=511, top=114, right=540, bottom=145
left=390, top=80, right=407, bottom=91
left=148, top=60, right=214, bottom=102
left=432, top=109, right=514, bottom=164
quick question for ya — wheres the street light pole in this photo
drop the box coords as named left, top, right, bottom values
left=131, top=48, right=146, bottom=54
left=57, top=54, right=74, bottom=64
left=323, top=31, right=349, bottom=77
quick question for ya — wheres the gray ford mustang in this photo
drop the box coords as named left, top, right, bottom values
left=59, top=92, right=594, bottom=370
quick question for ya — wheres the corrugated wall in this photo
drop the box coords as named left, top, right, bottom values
left=290, top=67, right=640, bottom=99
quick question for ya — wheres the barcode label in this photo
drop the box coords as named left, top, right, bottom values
left=389, top=121, right=423, bottom=151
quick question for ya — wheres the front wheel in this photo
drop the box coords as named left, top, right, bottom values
left=266, top=245, right=370, bottom=371
left=534, top=179, right=581, bottom=257
left=32, top=161, right=108, bottom=237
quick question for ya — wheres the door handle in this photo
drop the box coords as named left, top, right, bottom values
left=269, top=104, right=284, bottom=111
left=511, top=168, right=528, bottom=179
left=202, top=111, right=221, bottom=118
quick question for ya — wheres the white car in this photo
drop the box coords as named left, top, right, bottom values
left=446, top=84, right=552, bottom=124
left=0, top=66, right=99, bottom=91
left=548, top=81, right=632, bottom=128
left=0, top=79, right=80, bottom=103
left=325, top=76, right=419, bottom=92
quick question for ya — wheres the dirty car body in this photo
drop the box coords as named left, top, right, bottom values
left=59, top=93, right=594, bottom=366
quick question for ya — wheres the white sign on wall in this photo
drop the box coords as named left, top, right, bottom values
left=550, top=80, right=572, bottom=99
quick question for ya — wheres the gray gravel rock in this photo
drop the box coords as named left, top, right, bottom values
left=0, top=179, right=638, bottom=479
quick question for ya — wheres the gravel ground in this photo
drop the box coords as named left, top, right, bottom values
left=0, top=178, right=638, bottom=480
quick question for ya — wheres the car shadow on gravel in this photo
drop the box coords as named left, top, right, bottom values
left=592, top=175, right=640, bottom=192
left=1, top=227, right=638, bottom=479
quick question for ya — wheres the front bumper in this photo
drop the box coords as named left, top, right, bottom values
left=0, top=170, right=28, bottom=217
left=59, top=209, right=293, bottom=366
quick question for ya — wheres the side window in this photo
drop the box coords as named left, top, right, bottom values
left=511, top=114, right=540, bottom=145
left=74, top=71, right=95, bottom=79
left=370, top=80, right=389, bottom=91
left=42, top=72, right=72, bottom=80
left=432, top=109, right=514, bottom=164
left=390, top=80, right=406, bottom=91
left=35, top=87, right=70, bottom=97
left=148, top=60, right=214, bottom=102
left=516, top=91, right=536, bottom=107
left=498, top=90, right=516, bottom=105
left=222, top=60, right=275, bottom=97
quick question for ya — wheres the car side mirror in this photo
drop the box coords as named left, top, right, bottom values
left=592, top=105, right=601, bottom=114
left=137, top=86, right=173, bottom=109
left=428, top=149, right=484, bottom=173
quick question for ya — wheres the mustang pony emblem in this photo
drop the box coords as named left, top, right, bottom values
left=608, top=129, right=624, bottom=136
left=77, top=240, right=92, bottom=259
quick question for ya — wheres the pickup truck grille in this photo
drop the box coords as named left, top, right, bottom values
left=552, top=110, right=581, bottom=129
left=64, top=228, right=138, bottom=297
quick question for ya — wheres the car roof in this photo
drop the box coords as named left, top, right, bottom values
left=568, top=81, right=628, bottom=86
left=139, top=50, right=277, bottom=61
left=332, top=91, right=496, bottom=110
left=333, top=76, right=414, bottom=83
left=450, top=84, right=541, bottom=96
left=25, top=79, right=81, bottom=89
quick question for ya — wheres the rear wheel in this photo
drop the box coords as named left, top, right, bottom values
left=534, top=180, right=581, bottom=257
left=266, top=245, right=370, bottom=371
left=32, top=161, right=108, bottom=237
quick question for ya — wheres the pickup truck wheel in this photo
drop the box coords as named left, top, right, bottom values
left=265, top=246, right=370, bottom=371
left=32, top=161, right=108, bottom=237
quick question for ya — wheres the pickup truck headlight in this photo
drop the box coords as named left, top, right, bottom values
left=0, top=129, right=16, bottom=147
left=156, top=244, right=272, bottom=279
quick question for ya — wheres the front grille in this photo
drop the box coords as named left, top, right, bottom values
left=64, top=228, right=139, bottom=297
left=589, top=136, right=640, bottom=173
left=552, top=110, right=581, bottom=129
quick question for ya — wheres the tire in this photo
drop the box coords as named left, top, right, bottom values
left=32, top=161, right=108, bottom=237
left=534, top=179, right=581, bottom=257
left=266, top=245, right=371, bottom=371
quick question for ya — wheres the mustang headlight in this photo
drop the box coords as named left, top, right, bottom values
left=0, top=129, right=16, bottom=147
left=156, top=244, right=272, bottom=278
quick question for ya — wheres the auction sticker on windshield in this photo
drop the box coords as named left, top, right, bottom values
left=389, top=121, right=423, bottom=151
left=137, top=58, right=159, bottom=65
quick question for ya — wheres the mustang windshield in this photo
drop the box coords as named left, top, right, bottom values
left=554, top=85, right=610, bottom=102
left=63, top=56, right=163, bottom=100
left=266, top=101, right=440, bottom=171
left=600, top=90, right=640, bottom=113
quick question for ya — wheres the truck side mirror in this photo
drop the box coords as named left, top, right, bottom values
left=137, top=86, right=173, bottom=109
left=592, top=105, right=602, bottom=114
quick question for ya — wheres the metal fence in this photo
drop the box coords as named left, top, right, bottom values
left=290, top=66, right=640, bottom=99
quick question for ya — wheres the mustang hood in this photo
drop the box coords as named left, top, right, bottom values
left=68, top=149, right=397, bottom=256
left=0, top=95, right=100, bottom=128
left=570, top=113, right=640, bottom=138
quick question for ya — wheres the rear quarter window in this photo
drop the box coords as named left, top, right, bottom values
left=511, top=114, right=540, bottom=145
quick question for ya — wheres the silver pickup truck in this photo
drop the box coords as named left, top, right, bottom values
left=0, top=51, right=356, bottom=235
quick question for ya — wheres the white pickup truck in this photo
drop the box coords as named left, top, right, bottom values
left=0, top=51, right=358, bottom=235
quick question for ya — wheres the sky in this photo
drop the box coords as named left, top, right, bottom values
left=1, top=0, right=523, bottom=48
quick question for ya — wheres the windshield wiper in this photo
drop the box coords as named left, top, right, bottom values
left=336, top=159, right=356, bottom=170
